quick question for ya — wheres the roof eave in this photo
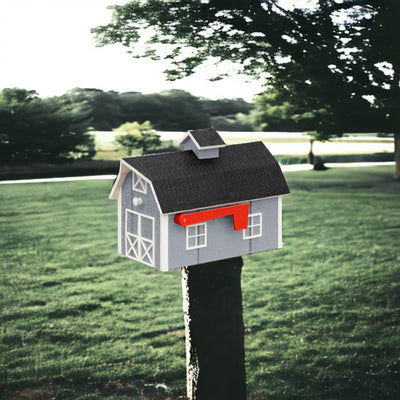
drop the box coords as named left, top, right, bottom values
left=108, top=160, right=131, bottom=200
left=160, top=192, right=290, bottom=215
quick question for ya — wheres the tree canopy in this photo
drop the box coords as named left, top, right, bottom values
left=61, top=88, right=253, bottom=131
left=93, top=0, right=400, bottom=176
left=113, top=120, right=161, bottom=155
left=91, top=0, right=400, bottom=134
left=0, top=88, right=94, bottom=163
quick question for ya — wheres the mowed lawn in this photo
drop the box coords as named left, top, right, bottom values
left=1, top=166, right=399, bottom=400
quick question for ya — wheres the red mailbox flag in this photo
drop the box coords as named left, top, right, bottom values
left=174, top=203, right=249, bottom=231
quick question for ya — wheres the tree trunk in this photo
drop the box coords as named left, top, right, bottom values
left=395, top=133, right=400, bottom=180
left=307, top=139, right=315, bottom=165
left=182, top=257, right=246, bottom=400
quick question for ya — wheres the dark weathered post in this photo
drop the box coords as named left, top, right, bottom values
left=182, top=257, right=246, bottom=400
left=394, top=133, right=400, bottom=180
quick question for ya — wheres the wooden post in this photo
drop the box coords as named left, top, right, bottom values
left=307, top=139, right=315, bottom=165
left=181, top=257, right=246, bottom=400
left=394, top=133, right=400, bottom=180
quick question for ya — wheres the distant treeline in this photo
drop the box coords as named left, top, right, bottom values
left=1, top=86, right=389, bottom=164
left=0, top=87, right=254, bottom=163
left=64, top=88, right=254, bottom=132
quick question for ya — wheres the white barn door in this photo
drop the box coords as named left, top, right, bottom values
left=125, top=209, right=155, bottom=267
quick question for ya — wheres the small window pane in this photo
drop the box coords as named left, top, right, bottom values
left=126, top=210, right=139, bottom=235
left=188, top=236, right=197, bottom=249
left=197, top=224, right=205, bottom=235
left=198, top=235, right=205, bottom=247
left=253, top=225, right=261, bottom=237
left=141, top=216, right=153, bottom=240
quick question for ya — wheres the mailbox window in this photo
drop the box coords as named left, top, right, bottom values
left=186, top=223, right=207, bottom=250
left=132, top=172, right=147, bottom=194
left=243, top=213, right=262, bottom=239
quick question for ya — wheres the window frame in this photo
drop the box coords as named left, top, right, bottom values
left=242, top=213, right=262, bottom=240
left=186, top=222, right=207, bottom=250
left=132, top=172, right=148, bottom=194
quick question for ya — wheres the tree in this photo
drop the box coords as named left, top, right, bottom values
left=114, top=120, right=161, bottom=155
left=0, top=88, right=94, bottom=162
left=201, top=97, right=254, bottom=130
left=344, top=0, right=400, bottom=179
left=62, top=88, right=122, bottom=131
left=209, top=113, right=255, bottom=131
left=93, top=0, right=400, bottom=178
left=250, top=89, right=307, bottom=132
left=201, top=98, right=253, bottom=117
left=118, top=90, right=211, bottom=130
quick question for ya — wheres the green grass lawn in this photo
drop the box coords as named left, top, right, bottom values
left=1, top=166, right=399, bottom=400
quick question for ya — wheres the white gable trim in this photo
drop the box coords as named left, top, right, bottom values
left=178, top=133, right=190, bottom=146
left=109, top=160, right=150, bottom=200
left=277, top=196, right=283, bottom=248
left=109, top=160, right=132, bottom=200
left=109, top=159, right=165, bottom=216
left=159, top=214, right=169, bottom=271
left=117, top=190, right=122, bottom=255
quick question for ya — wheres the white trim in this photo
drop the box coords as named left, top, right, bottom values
left=179, top=135, right=191, bottom=149
left=277, top=196, right=283, bottom=248
left=186, top=223, right=207, bottom=250
left=109, top=160, right=151, bottom=200
left=125, top=209, right=155, bottom=267
left=132, top=171, right=148, bottom=194
left=109, top=161, right=129, bottom=200
left=178, top=132, right=189, bottom=145
left=123, top=160, right=149, bottom=182
left=109, top=162, right=165, bottom=216
left=159, top=214, right=169, bottom=271
left=117, top=190, right=122, bottom=255
left=243, top=213, right=263, bottom=240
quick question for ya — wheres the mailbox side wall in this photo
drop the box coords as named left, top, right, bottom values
left=120, top=172, right=161, bottom=269
left=167, top=197, right=280, bottom=269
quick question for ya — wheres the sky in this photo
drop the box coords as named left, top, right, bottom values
left=0, top=0, right=264, bottom=101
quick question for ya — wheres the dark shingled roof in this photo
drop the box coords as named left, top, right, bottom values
left=123, top=141, right=290, bottom=213
left=188, top=128, right=226, bottom=148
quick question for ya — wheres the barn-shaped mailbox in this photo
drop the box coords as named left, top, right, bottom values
left=109, top=129, right=290, bottom=271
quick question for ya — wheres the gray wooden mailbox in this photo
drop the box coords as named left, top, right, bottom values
left=109, top=128, right=290, bottom=270
left=109, top=128, right=290, bottom=399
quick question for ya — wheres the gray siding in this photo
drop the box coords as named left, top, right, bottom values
left=249, top=197, right=280, bottom=253
left=167, top=198, right=280, bottom=269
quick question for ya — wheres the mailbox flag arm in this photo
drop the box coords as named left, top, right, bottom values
left=174, top=203, right=249, bottom=230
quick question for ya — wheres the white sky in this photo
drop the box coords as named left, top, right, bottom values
left=0, top=0, right=264, bottom=101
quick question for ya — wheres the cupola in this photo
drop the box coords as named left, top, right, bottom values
left=179, top=128, right=226, bottom=159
